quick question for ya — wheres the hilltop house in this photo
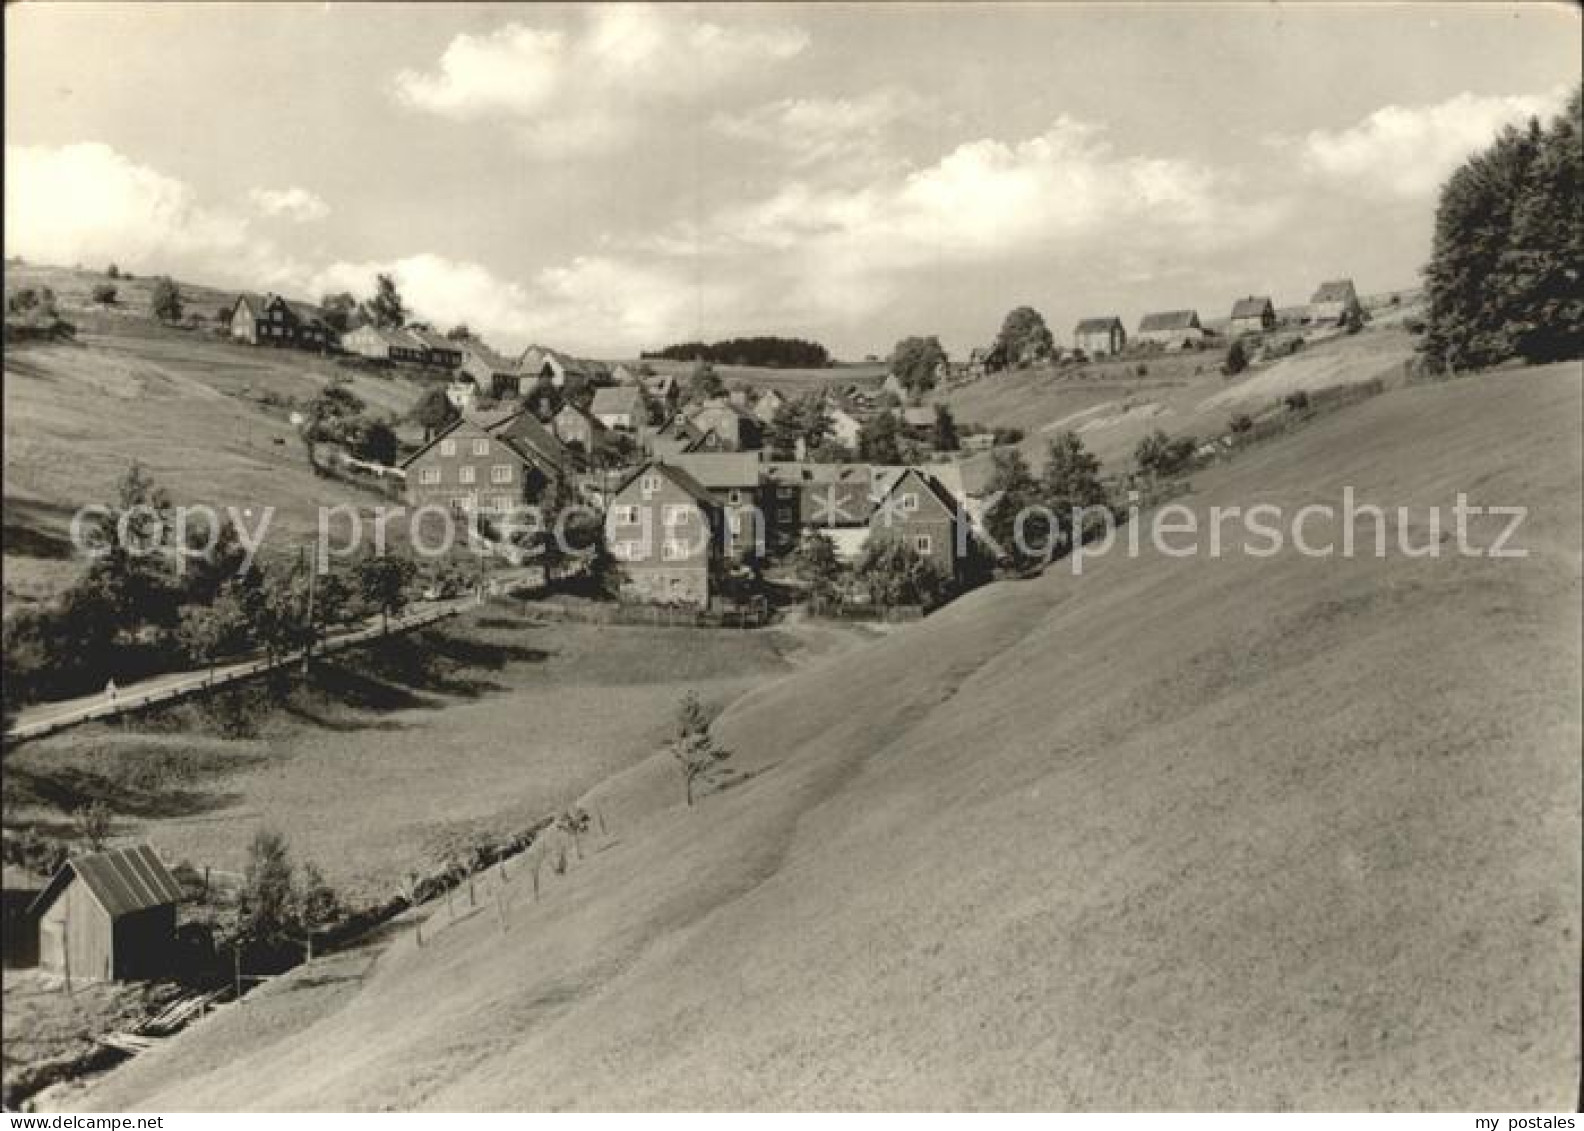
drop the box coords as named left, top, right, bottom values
left=229, top=293, right=333, bottom=352
left=1308, top=279, right=1362, bottom=325
left=410, top=328, right=464, bottom=370
left=590, top=385, right=648, bottom=432
left=1073, top=316, right=1126, bottom=357
left=1228, top=296, right=1276, bottom=335
left=340, top=324, right=430, bottom=365
left=400, top=409, right=570, bottom=520
left=868, top=467, right=974, bottom=583
left=31, top=845, right=183, bottom=983
left=1136, top=310, right=1204, bottom=349
left=668, top=452, right=765, bottom=560
left=605, top=461, right=723, bottom=607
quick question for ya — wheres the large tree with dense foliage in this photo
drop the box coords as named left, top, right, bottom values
left=767, top=393, right=832, bottom=459
left=1422, top=87, right=1583, bottom=371
left=994, top=306, right=1055, bottom=368
left=363, top=273, right=408, bottom=330
left=149, top=276, right=183, bottom=323
left=889, top=336, right=946, bottom=398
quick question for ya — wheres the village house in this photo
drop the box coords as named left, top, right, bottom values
left=868, top=467, right=974, bottom=583
left=1136, top=310, right=1205, bottom=350
left=400, top=408, right=570, bottom=521
left=686, top=400, right=762, bottom=452
left=826, top=406, right=864, bottom=451
left=458, top=341, right=522, bottom=398
left=641, top=373, right=681, bottom=414
left=1308, top=279, right=1362, bottom=325
left=880, top=373, right=907, bottom=401
left=410, top=327, right=464, bottom=369
left=229, top=292, right=334, bottom=351
left=31, top=844, right=183, bottom=983
left=752, top=388, right=787, bottom=424
left=519, top=344, right=593, bottom=389
left=551, top=400, right=607, bottom=459
left=444, top=376, right=479, bottom=413
left=760, top=462, right=883, bottom=558
left=340, top=323, right=430, bottom=365
left=605, top=461, right=723, bottom=607
left=647, top=416, right=707, bottom=460
left=668, top=452, right=765, bottom=560
left=590, top=384, right=649, bottom=432
left=1073, top=316, right=1127, bottom=357
left=1228, top=296, right=1277, bottom=336
left=611, top=363, right=641, bottom=385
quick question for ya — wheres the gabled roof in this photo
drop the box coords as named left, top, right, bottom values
left=872, top=467, right=964, bottom=523
left=1230, top=296, right=1274, bottom=320
left=900, top=406, right=936, bottom=429
left=462, top=342, right=520, bottom=372
left=410, top=327, right=462, bottom=352
left=641, top=374, right=678, bottom=396
left=667, top=452, right=762, bottom=490
left=490, top=409, right=572, bottom=467
left=350, top=324, right=427, bottom=350
left=31, top=844, right=183, bottom=919
left=1138, top=310, right=1201, bottom=332
left=590, top=385, right=647, bottom=417
left=282, top=299, right=328, bottom=325
left=1310, top=279, right=1357, bottom=303
left=521, top=344, right=591, bottom=377
left=554, top=401, right=605, bottom=430
left=611, top=460, right=718, bottom=510
left=1074, top=316, right=1123, bottom=334
left=234, top=293, right=326, bottom=326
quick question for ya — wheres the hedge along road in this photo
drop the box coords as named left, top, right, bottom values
left=5, top=563, right=548, bottom=744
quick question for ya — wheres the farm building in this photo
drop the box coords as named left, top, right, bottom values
left=3, top=865, right=43, bottom=969
left=340, top=324, right=429, bottom=365
left=30, top=845, right=184, bottom=983
left=605, top=461, right=723, bottom=607
left=1228, top=296, right=1276, bottom=335
left=229, top=293, right=333, bottom=352
left=1308, top=279, right=1362, bottom=325
left=1073, top=317, right=1126, bottom=357
left=1136, top=310, right=1205, bottom=349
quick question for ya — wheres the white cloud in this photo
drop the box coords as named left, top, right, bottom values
left=4, top=142, right=305, bottom=285
left=393, top=6, right=808, bottom=156
left=1292, top=88, right=1568, bottom=198
left=312, top=253, right=540, bottom=344
left=711, top=87, right=928, bottom=166
left=248, top=186, right=330, bottom=223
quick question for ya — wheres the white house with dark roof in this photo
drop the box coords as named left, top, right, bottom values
left=1228, top=296, right=1276, bottom=335
left=1136, top=310, right=1204, bottom=349
left=1073, top=316, right=1126, bottom=357
left=1307, top=279, right=1362, bottom=325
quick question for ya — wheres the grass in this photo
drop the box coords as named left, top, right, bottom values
left=3, top=613, right=809, bottom=908
left=59, top=361, right=1581, bottom=1111
left=2, top=264, right=440, bottom=610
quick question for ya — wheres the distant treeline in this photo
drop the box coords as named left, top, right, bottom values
left=642, top=336, right=831, bottom=368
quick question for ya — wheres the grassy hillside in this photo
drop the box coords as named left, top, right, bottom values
left=67, top=362, right=1581, bottom=1110
left=637, top=358, right=889, bottom=396
left=3, top=264, right=438, bottom=607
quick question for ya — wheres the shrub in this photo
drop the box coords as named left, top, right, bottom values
left=1135, top=362, right=1149, bottom=377
left=1134, top=429, right=1198, bottom=478
left=1284, top=390, right=1311, bottom=412
left=1221, top=338, right=1249, bottom=376
left=91, top=283, right=118, bottom=305
left=1228, top=413, right=1254, bottom=435
left=72, top=800, right=113, bottom=851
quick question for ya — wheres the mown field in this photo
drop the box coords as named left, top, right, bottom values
left=63, top=360, right=1581, bottom=1111
left=637, top=357, right=889, bottom=396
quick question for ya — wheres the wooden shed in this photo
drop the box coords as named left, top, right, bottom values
left=30, top=845, right=183, bottom=983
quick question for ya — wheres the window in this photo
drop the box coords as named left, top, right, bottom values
left=439, top=439, right=456, bottom=456
left=663, top=504, right=693, bottom=527
left=779, top=487, right=796, bottom=499
left=777, top=508, right=793, bottom=522
left=663, top=539, right=690, bottom=561
left=491, top=465, right=513, bottom=484
left=728, top=489, right=742, bottom=504
left=900, top=492, right=919, bottom=513
left=641, top=473, right=661, bottom=497
left=613, top=541, right=638, bottom=561
left=611, top=504, right=639, bottom=525
left=419, top=468, right=441, bottom=485
left=473, top=440, right=490, bottom=456
left=915, top=535, right=933, bottom=554
left=459, top=466, right=476, bottom=484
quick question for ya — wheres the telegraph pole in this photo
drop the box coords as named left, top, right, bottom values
left=301, top=542, right=317, bottom=676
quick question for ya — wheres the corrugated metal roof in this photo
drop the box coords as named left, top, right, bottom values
left=31, top=844, right=183, bottom=919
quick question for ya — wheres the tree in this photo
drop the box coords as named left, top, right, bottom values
left=1503, top=87, right=1584, bottom=363
left=106, top=263, right=120, bottom=279
left=767, top=393, right=832, bottom=460
left=355, top=554, right=418, bottom=632
left=686, top=360, right=725, bottom=403
left=445, top=323, right=474, bottom=341
left=1343, top=306, right=1365, bottom=335
left=79, top=462, right=180, bottom=640
left=889, top=335, right=946, bottom=398
left=995, top=306, right=1054, bottom=367
left=410, top=387, right=459, bottom=442
left=294, top=862, right=342, bottom=961
left=73, top=800, right=112, bottom=851
left=983, top=448, right=1048, bottom=570
left=149, top=276, right=183, bottom=323
left=91, top=283, right=117, bottom=305
left=319, top=292, right=357, bottom=334
left=932, top=404, right=959, bottom=452
left=857, top=411, right=903, bottom=464
left=670, top=691, right=731, bottom=806
left=233, top=828, right=298, bottom=958
left=855, top=539, right=949, bottom=608
left=364, top=273, right=407, bottom=330
left=177, top=584, right=252, bottom=673
left=791, top=529, right=844, bottom=605
left=1134, top=429, right=1198, bottom=478
left=352, top=420, right=399, bottom=466
left=1222, top=337, right=1249, bottom=376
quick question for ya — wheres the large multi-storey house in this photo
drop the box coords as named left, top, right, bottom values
left=229, top=293, right=334, bottom=351
left=400, top=409, right=571, bottom=525
left=667, top=452, right=765, bottom=560
left=1136, top=310, right=1205, bottom=350
left=605, top=461, right=723, bottom=607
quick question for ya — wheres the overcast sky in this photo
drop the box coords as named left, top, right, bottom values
left=6, top=2, right=1579, bottom=358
